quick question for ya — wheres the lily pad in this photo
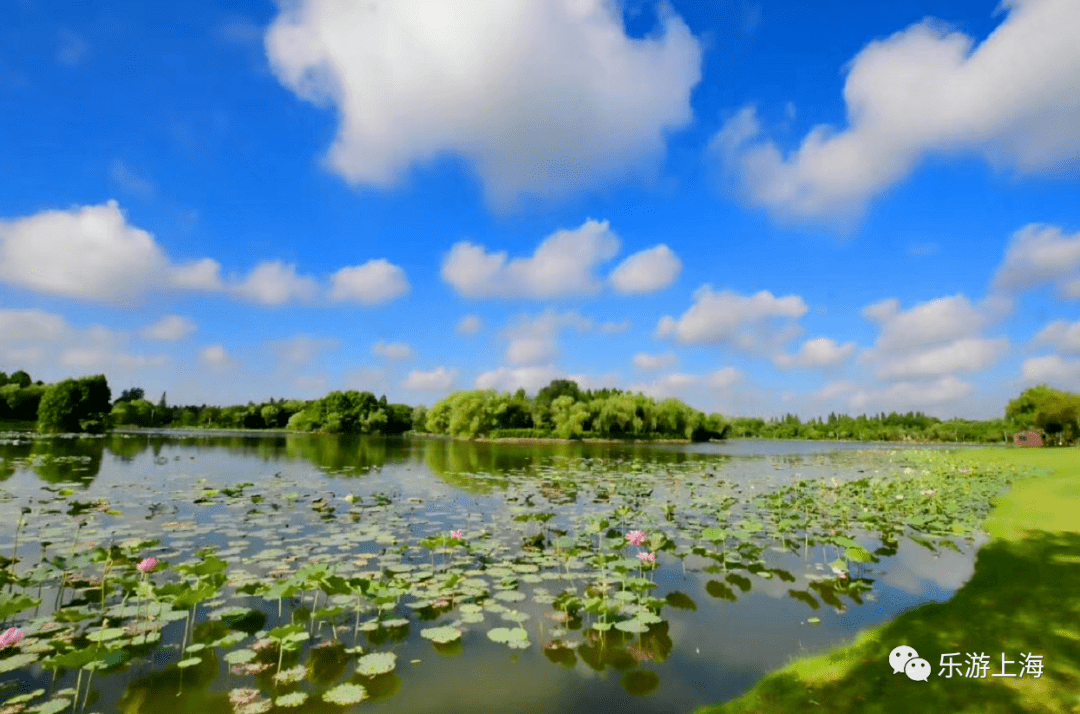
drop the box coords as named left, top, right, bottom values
left=356, top=651, right=397, bottom=676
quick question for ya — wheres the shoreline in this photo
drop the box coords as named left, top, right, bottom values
left=690, top=447, right=1080, bottom=714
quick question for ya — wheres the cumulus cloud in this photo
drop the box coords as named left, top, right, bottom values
left=991, top=224, right=1080, bottom=299
left=232, top=261, right=320, bottom=306
left=442, top=219, right=619, bottom=298
left=264, top=0, right=703, bottom=208
left=404, top=367, right=458, bottom=391
left=861, top=294, right=991, bottom=352
left=628, top=367, right=742, bottom=400
left=372, top=340, right=413, bottom=360
left=773, top=337, right=856, bottom=369
left=0, top=201, right=409, bottom=309
left=656, top=287, right=808, bottom=349
left=711, top=0, right=1080, bottom=222
left=328, top=259, right=410, bottom=304
left=0, top=307, right=169, bottom=376
left=140, top=315, right=197, bottom=342
left=1021, top=355, right=1080, bottom=389
left=1031, top=319, right=1080, bottom=355
left=633, top=352, right=677, bottom=371
left=0, top=200, right=222, bottom=305
left=200, top=345, right=238, bottom=372
left=874, top=337, right=1008, bottom=380
left=814, top=380, right=860, bottom=401
left=847, top=376, right=975, bottom=413
left=60, top=349, right=168, bottom=371
left=473, top=366, right=609, bottom=395
left=267, top=335, right=339, bottom=368
left=608, top=244, right=682, bottom=294
left=456, top=314, right=482, bottom=336
left=0, top=309, right=70, bottom=343
left=502, top=310, right=592, bottom=366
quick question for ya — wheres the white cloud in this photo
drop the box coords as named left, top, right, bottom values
left=442, top=219, right=619, bottom=298
left=456, top=314, right=482, bottom=336
left=170, top=258, right=224, bottom=291
left=1020, top=355, right=1080, bottom=389
left=372, top=340, right=413, bottom=360
left=0, top=309, right=70, bottom=343
left=711, top=0, right=1080, bottom=222
left=344, top=367, right=390, bottom=394
left=1031, top=319, right=1080, bottom=355
left=111, top=160, right=155, bottom=197
left=59, top=349, right=168, bottom=371
left=328, top=259, right=410, bottom=305
left=599, top=319, right=632, bottom=335
left=628, top=367, right=742, bottom=400
left=0, top=200, right=222, bottom=305
left=232, top=261, right=320, bottom=306
left=474, top=365, right=602, bottom=395
left=268, top=335, right=339, bottom=368
left=200, top=345, right=238, bottom=372
left=608, top=244, right=682, bottom=294
left=57, top=29, right=90, bottom=67
left=814, top=380, right=859, bottom=401
left=862, top=294, right=989, bottom=352
left=773, top=337, right=856, bottom=369
left=633, top=352, right=677, bottom=371
left=265, top=0, right=703, bottom=208
left=404, top=367, right=458, bottom=391
left=656, top=287, right=808, bottom=349
left=991, top=224, right=1080, bottom=299
left=502, top=310, right=592, bottom=366
left=140, top=315, right=197, bottom=342
left=847, top=376, right=974, bottom=413
left=706, top=367, right=743, bottom=389
left=0, top=307, right=170, bottom=378
left=0, top=201, right=409, bottom=309
left=875, top=337, right=1008, bottom=380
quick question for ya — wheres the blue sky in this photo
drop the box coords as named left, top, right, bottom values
left=1, top=0, right=1078, bottom=419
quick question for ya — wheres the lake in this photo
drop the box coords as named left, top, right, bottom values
left=0, top=432, right=1007, bottom=714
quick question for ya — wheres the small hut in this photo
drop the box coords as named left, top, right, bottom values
left=1013, top=430, right=1043, bottom=447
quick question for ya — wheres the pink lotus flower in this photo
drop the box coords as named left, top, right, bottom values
left=449, top=530, right=464, bottom=539
left=637, top=552, right=656, bottom=564
left=626, top=530, right=647, bottom=546
left=137, top=557, right=158, bottom=574
left=0, top=628, right=23, bottom=649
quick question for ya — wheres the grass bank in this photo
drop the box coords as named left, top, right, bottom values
left=691, top=447, right=1080, bottom=714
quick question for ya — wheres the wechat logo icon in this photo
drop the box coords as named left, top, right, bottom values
left=890, top=646, right=931, bottom=681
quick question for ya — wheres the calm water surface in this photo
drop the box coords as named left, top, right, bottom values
left=0, top=433, right=989, bottom=713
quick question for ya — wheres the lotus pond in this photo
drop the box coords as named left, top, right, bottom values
left=0, top=432, right=1017, bottom=714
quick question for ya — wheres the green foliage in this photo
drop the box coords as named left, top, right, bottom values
left=424, top=380, right=727, bottom=441
left=37, top=374, right=112, bottom=434
left=9, top=370, right=32, bottom=388
left=114, top=387, right=145, bottom=404
left=0, top=383, right=46, bottom=421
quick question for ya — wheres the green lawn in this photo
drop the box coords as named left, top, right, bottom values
left=692, top=448, right=1080, bottom=714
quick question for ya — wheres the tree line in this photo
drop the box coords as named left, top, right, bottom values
left=1, top=368, right=1077, bottom=445
left=416, top=379, right=730, bottom=440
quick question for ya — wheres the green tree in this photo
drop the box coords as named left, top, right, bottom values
left=412, top=404, right=429, bottom=432
left=115, top=387, right=145, bottom=404
left=1006, top=384, right=1064, bottom=430
left=550, top=395, right=588, bottom=439
left=1034, top=391, right=1080, bottom=445
left=9, top=370, right=32, bottom=389
left=38, top=375, right=112, bottom=433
